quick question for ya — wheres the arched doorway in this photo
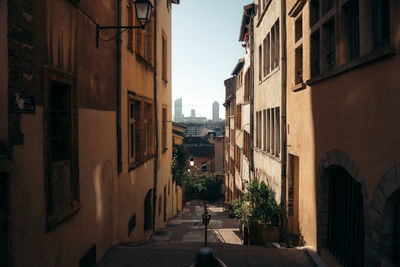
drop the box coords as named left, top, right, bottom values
left=369, top=163, right=400, bottom=266
left=324, top=166, right=364, bottom=267
left=317, top=150, right=368, bottom=267
left=379, top=190, right=400, bottom=265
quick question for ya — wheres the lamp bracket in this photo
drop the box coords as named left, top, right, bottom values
left=96, top=24, right=146, bottom=48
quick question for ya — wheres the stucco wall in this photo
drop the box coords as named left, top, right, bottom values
left=11, top=108, right=117, bottom=267
left=286, top=0, right=400, bottom=251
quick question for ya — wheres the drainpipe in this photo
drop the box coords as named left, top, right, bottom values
left=152, top=0, right=159, bottom=232
left=117, top=0, right=122, bottom=174
left=249, top=10, right=255, bottom=181
left=280, top=0, right=288, bottom=241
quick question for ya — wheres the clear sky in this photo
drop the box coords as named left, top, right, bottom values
left=172, top=0, right=252, bottom=120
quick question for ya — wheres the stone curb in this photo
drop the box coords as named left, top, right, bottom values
left=297, top=246, right=328, bottom=267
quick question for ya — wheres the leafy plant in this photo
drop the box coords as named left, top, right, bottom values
left=171, top=144, right=189, bottom=186
left=242, top=180, right=280, bottom=227
left=183, top=173, right=223, bottom=201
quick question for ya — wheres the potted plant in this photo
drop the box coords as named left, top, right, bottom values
left=240, top=180, right=280, bottom=245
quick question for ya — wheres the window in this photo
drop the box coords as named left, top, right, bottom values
left=295, top=15, right=302, bottom=43
left=310, top=0, right=320, bottom=27
left=136, top=12, right=154, bottom=65
left=322, top=0, right=333, bottom=15
left=344, top=0, right=360, bottom=61
left=266, top=109, right=270, bottom=153
left=274, top=19, right=280, bottom=69
left=311, top=30, right=320, bottom=77
left=270, top=108, right=275, bottom=155
left=243, top=131, right=250, bottom=159
left=128, top=95, right=138, bottom=163
left=259, top=45, right=262, bottom=81
left=162, top=32, right=168, bottom=81
left=372, top=0, right=390, bottom=49
left=244, top=70, right=250, bottom=102
left=263, top=107, right=280, bottom=157
left=263, top=34, right=270, bottom=76
left=323, top=19, right=335, bottom=71
left=236, top=104, right=242, bottom=129
left=43, top=67, right=79, bottom=231
left=129, top=94, right=154, bottom=167
left=271, top=26, right=276, bottom=70
left=144, top=103, right=154, bottom=156
left=235, top=145, right=241, bottom=172
left=263, top=109, right=266, bottom=151
left=162, top=107, right=167, bottom=151
left=295, top=45, right=303, bottom=84
left=256, top=111, right=261, bottom=149
left=275, top=107, right=280, bottom=156
left=127, top=0, right=133, bottom=51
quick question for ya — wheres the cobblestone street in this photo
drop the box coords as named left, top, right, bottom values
left=96, top=200, right=318, bottom=266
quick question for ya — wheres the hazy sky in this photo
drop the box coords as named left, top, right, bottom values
left=172, top=0, right=251, bottom=120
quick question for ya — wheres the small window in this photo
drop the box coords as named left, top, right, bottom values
left=259, top=45, right=262, bottom=81
left=295, top=45, right=303, bottom=84
left=372, top=0, right=390, bottom=49
left=322, top=0, right=333, bottom=15
left=345, top=0, right=360, bottom=60
left=263, top=110, right=266, bottom=151
left=127, top=0, right=133, bottom=51
left=323, top=18, right=335, bottom=71
left=310, top=0, right=320, bottom=26
left=295, top=15, right=303, bottom=43
left=162, top=107, right=167, bottom=150
left=162, top=32, right=168, bottom=81
left=274, top=19, right=280, bottom=68
left=311, top=30, right=320, bottom=77
left=128, top=95, right=137, bottom=163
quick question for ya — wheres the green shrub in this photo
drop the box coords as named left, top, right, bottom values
left=184, top=173, right=223, bottom=201
left=242, top=180, right=280, bottom=227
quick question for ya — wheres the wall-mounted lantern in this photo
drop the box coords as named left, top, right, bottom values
left=96, top=0, right=153, bottom=47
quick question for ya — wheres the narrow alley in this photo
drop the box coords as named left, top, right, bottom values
left=96, top=200, right=317, bottom=266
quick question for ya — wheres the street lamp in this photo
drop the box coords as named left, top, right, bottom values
left=189, top=156, right=195, bottom=167
left=96, top=0, right=153, bottom=47
left=135, top=0, right=153, bottom=26
left=202, top=201, right=211, bottom=247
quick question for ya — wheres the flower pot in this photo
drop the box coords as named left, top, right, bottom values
left=248, top=223, right=263, bottom=245
left=262, top=225, right=280, bottom=242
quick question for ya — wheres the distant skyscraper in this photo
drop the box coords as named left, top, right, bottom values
left=174, top=98, right=182, bottom=121
left=212, top=101, right=219, bottom=121
left=191, top=109, right=196, bottom=117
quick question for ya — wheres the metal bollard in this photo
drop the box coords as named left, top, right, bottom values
left=190, top=247, right=227, bottom=267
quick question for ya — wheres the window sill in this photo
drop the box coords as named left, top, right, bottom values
left=129, top=154, right=154, bottom=171
left=259, top=66, right=280, bottom=85
left=306, top=44, right=395, bottom=86
left=46, top=204, right=81, bottom=232
left=291, top=82, right=306, bottom=92
left=253, top=148, right=281, bottom=162
left=135, top=53, right=154, bottom=72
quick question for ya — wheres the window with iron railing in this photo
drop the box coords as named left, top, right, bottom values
left=43, top=66, right=79, bottom=231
